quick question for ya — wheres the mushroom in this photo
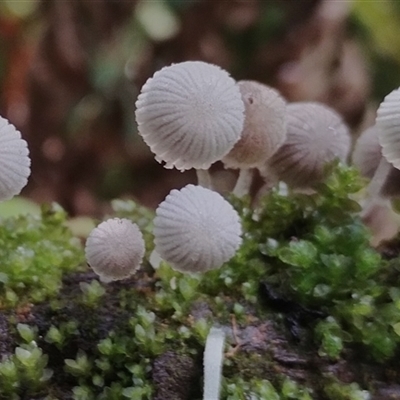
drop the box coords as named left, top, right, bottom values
left=222, top=80, right=286, bottom=197
left=153, top=184, right=242, bottom=273
left=359, top=88, right=400, bottom=244
left=363, top=88, right=400, bottom=203
left=0, top=116, right=31, bottom=201
left=135, top=61, right=245, bottom=188
left=263, top=102, right=351, bottom=189
left=352, top=124, right=382, bottom=179
left=85, top=218, right=145, bottom=282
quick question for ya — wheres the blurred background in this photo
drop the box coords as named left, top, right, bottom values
left=1, top=0, right=400, bottom=216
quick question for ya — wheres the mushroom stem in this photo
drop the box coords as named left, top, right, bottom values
left=252, top=164, right=279, bottom=207
left=203, top=327, right=225, bottom=400
left=196, top=169, right=213, bottom=189
left=232, top=168, right=254, bottom=197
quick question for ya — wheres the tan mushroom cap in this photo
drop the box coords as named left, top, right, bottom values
left=266, top=102, right=351, bottom=188
left=222, top=81, right=287, bottom=169
left=135, top=61, right=245, bottom=171
left=352, top=125, right=382, bottom=179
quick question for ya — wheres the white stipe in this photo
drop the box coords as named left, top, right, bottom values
left=203, top=327, right=226, bottom=400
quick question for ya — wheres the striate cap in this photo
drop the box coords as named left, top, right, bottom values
left=222, top=80, right=286, bottom=169
left=153, top=184, right=242, bottom=273
left=85, top=218, right=145, bottom=281
left=0, top=116, right=31, bottom=201
left=376, top=87, right=400, bottom=170
left=267, top=102, right=351, bottom=188
left=135, top=61, right=245, bottom=171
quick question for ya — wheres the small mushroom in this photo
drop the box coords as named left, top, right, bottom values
left=153, top=184, right=242, bottom=273
left=135, top=61, right=245, bottom=187
left=363, top=88, right=400, bottom=202
left=352, top=124, right=382, bottom=179
left=353, top=122, right=400, bottom=198
left=222, top=80, right=286, bottom=197
left=264, top=102, right=351, bottom=189
left=0, top=116, right=31, bottom=201
left=376, top=87, right=400, bottom=169
left=360, top=88, right=400, bottom=243
left=85, top=218, right=145, bottom=282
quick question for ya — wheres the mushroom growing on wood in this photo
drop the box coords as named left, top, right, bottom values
left=85, top=218, right=145, bottom=282
left=135, top=61, right=245, bottom=188
left=263, top=102, right=351, bottom=189
left=222, top=80, right=286, bottom=197
left=153, top=184, right=242, bottom=273
left=0, top=116, right=31, bottom=201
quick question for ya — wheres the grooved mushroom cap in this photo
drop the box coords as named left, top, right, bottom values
left=0, top=116, right=31, bottom=201
left=376, top=87, right=400, bottom=169
left=222, top=80, right=287, bottom=169
left=266, top=102, right=351, bottom=188
left=153, top=184, right=242, bottom=273
left=135, top=61, right=245, bottom=171
left=85, top=218, right=145, bottom=281
left=352, top=125, right=382, bottom=179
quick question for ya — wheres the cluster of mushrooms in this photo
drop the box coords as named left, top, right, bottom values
left=83, top=61, right=363, bottom=400
left=83, top=62, right=400, bottom=399
left=85, top=60, right=355, bottom=283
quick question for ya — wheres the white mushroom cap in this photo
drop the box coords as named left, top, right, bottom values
left=376, top=87, right=400, bottom=169
left=85, top=218, right=145, bottom=281
left=153, top=184, right=242, bottom=273
left=222, top=80, right=287, bottom=169
left=135, top=61, right=245, bottom=171
left=266, top=102, right=351, bottom=188
left=352, top=125, right=382, bottom=179
left=0, top=116, right=31, bottom=201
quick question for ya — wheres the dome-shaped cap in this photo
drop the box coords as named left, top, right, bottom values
left=135, top=61, right=245, bottom=171
left=267, top=102, right=351, bottom=188
left=153, top=184, right=242, bottom=273
left=0, top=116, right=31, bottom=201
left=352, top=125, right=382, bottom=179
left=222, top=80, right=286, bottom=169
left=85, top=218, right=145, bottom=281
left=376, top=87, right=400, bottom=169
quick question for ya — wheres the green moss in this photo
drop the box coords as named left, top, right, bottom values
left=0, top=203, right=84, bottom=306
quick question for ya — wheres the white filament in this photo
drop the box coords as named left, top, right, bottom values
left=203, top=327, right=226, bottom=400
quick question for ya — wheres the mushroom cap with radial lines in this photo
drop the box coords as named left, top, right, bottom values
left=153, top=184, right=242, bottom=273
left=376, top=87, right=400, bottom=170
left=266, top=102, right=351, bottom=188
left=135, top=61, right=245, bottom=171
left=85, top=218, right=145, bottom=281
left=0, top=116, right=31, bottom=201
left=222, top=80, right=287, bottom=169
